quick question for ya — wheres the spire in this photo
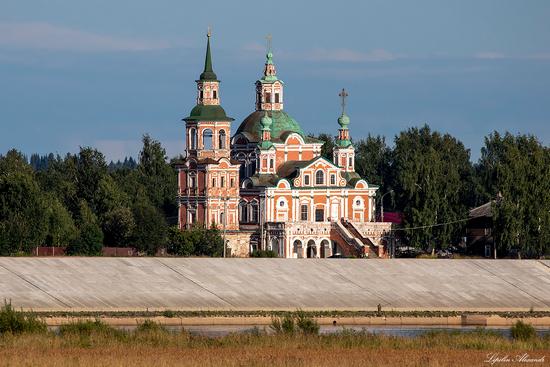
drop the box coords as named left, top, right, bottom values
left=336, top=88, right=351, bottom=146
left=200, top=28, right=218, bottom=81
left=337, top=88, right=350, bottom=129
left=262, top=34, right=277, bottom=81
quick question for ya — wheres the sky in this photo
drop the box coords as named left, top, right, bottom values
left=1, top=0, right=549, bottom=162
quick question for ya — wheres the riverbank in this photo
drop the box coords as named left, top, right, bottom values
left=34, top=310, right=550, bottom=327
left=1, top=326, right=548, bottom=367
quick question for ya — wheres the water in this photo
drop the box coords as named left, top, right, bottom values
left=47, top=324, right=550, bottom=338
left=117, top=324, right=550, bottom=338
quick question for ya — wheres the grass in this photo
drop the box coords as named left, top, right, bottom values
left=0, top=307, right=548, bottom=366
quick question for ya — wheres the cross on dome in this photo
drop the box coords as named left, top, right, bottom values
left=339, top=88, right=349, bottom=115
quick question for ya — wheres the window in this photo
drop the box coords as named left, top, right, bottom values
left=315, top=208, right=324, bottom=222
left=190, top=128, right=197, bottom=149
left=265, top=92, right=271, bottom=103
left=239, top=201, right=248, bottom=222
left=213, top=90, right=217, bottom=99
left=275, top=93, right=280, bottom=103
left=189, top=175, right=196, bottom=188
left=250, top=202, right=259, bottom=223
left=349, top=157, right=353, bottom=166
left=300, top=204, right=308, bottom=221
left=330, top=174, right=336, bottom=185
left=189, top=211, right=196, bottom=224
left=269, top=158, right=274, bottom=169
left=203, top=129, right=213, bottom=149
left=220, top=211, right=225, bottom=225
left=212, top=178, right=216, bottom=187
left=199, top=91, right=204, bottom=99
left=221, top=176, right=225, bottom=187
left=230, top=178, right=234, bottom=187
left=304, top=175, right=310, bottom=185
left=315, top=170, right=324, bottom=185
left=219, top=129, right=226, bottom=149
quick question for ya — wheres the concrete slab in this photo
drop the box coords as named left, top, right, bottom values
left=0, top=258, right=548, bottom=311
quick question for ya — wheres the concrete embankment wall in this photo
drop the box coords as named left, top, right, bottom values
left=0, top=258, right=549, bottom=312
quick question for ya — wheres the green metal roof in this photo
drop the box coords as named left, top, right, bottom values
left=199, top=34, right=218, bottom=81
left=183, top=104, right=234, bottom=122
left=235, top=110, right=324, bottom=143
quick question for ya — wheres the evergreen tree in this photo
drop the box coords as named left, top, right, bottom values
left=137, top=134, right=177, bottom=220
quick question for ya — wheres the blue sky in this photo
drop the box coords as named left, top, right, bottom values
left=1, top=0, right=549, bottom=161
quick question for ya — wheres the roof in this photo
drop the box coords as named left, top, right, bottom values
left=199, top=34, right=217, bottom=81
left=470, top=201, right=492, bottom=218
left=236, top=110, right=311, bottom=143
left=183, top=104, right=234, bottom=122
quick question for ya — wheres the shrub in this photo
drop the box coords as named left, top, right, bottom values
left=270, top=314, right=295, bottom=334
left=0, top=301, right=47, bottom=334
left=510, top=320, right=536, bottom=341
left=250, top=250, right=278, bottom=258
left=136, top=319, right=167, bottom=333
left=59, top=319, right=115, bottom=336
left=295, top=310, right=320, bottom=335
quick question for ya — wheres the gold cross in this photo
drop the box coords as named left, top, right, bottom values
left=339, top=88, right=349, bottom=114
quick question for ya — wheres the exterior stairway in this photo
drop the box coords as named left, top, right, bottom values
left=341, top=221, right=380, bottom=258
left=330, top=221, right=366, bottom=257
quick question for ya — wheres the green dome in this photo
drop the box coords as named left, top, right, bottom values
left=235, top=110, right=305, bottom=143
left=338, top=113, right=350, bottom=128
left=183, top=104, right=234, bottom=122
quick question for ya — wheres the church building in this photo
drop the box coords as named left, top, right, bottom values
left=174, top=33, right=392, bottom=258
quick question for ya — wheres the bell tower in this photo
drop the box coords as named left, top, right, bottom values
left=177, top=30, right=240, bottom=233
left=184, top=30, right=233, bottom=161
left=333, top=88, right=355, bottom=172
left=255, top=35, right=284, bottom=112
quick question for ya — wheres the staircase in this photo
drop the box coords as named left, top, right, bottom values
left=341, top=221, right=380, bottom=258
left=330, top=221, right=364, bottom=257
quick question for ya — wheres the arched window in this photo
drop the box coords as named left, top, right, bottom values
left=190, top=128, right=197, bottom=149
left=202, top=129, right=213, bottom=149
left=304, top=175, right=310, bottom=186
left=315, top=170, right=324, bottom=185
left=219, top=129, right=226, bottom=149
left=250, top=201, right=259, bottom=223
left=239, top=201, right=248, bottom=223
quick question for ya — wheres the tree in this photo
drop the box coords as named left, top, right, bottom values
left=0, top=150, right=48, bottom=254
left=392, top=125, right=472, bottom=251
left=478, top=132, right=550, bottom=258
left=76, top=147, right=108, bottom=214
left=44, top=195, right=77, bottom=247
left=311, top=133, right=335, bottom=160
left=132, top=192, right=168, bottom=255
left=102, top=207, right=135, bottom=247
left=167, top=226, right=195, bottom=256
left=67, top=201, right=103, bottom=255
left=137, top=134, right=177, bottom=220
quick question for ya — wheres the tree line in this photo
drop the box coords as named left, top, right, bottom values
left=313, top=125, right=550, bottom=258
left=0, top=134, right=222, bottom=256
left=1, top=126, right=549, bottom=258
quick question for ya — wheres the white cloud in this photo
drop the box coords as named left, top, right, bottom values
left=0, top=22, right=171, bottom=52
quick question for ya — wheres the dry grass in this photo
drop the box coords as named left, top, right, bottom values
left=0, top=328, right=548, bottom=367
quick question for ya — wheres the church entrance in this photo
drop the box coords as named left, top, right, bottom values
left=306, top=240, right=317, bottom=258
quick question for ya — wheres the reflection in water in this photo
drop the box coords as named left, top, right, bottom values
left=48, top=324, right=550, bottom=339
